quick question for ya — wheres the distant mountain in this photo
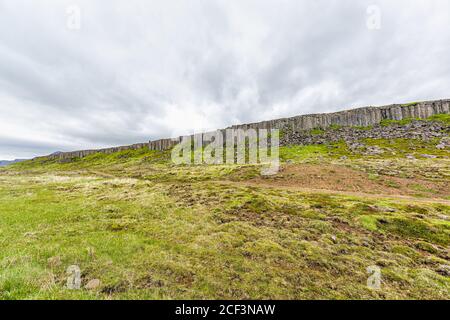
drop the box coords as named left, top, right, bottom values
left=0, top=159, right=27, bottom=167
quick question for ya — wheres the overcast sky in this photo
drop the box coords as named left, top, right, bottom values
left=0, top=0, right=449, bottom=159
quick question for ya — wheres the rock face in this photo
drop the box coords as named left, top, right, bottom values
left=280, top=120, right=449, bottom=146
left=228, top=99, right=449, bottom=132
left=40, top=99, right=450, bottom=161
left=44, top=143, right=149, bottom=162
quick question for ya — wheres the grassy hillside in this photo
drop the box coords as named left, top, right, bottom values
left=1, top=132, right=449, bottom=299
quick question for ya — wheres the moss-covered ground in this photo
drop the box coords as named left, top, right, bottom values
left=1, top=128, right=449, bottom=300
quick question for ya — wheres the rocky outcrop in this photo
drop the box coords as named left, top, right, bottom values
left=41, top=99, right=450, bottom=161
left=281, top=120, right=450, bottom=146
left=232, top=99, right=450, bottom=131
left=43, top=143, right=149, bottom=161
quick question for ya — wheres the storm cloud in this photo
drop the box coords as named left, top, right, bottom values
left=0, top=0, right=449, bottom=159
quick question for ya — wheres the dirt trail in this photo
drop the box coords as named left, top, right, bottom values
left=218, top=163, right=450, bottom=205
left=217, top=180, right=450, bottom=205
left=80, top=164, right=450, bottom=205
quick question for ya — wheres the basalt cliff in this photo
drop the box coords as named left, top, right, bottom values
left=42, top=99, right=450, bottom=161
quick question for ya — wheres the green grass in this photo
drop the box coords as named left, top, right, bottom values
left=280, top=145, right=329, bottom=162
left=379, top=113, right=450, bottom=127
left=310, top=128, right=325, bottom=135
left=354, top=125, right=373, bottom=131
left=14, top=148, right=172, bottom=171
left=401, top=102, right=421, bottom=107
left=280, top=141, right=355, bottom=163
left=329, top=124, right=343, bottom=130
left=1, top=131, right=450, bottom=300
left=380, top=118, right=418, bottom=127
left=0, top=173, right=448, bottom=299
left=363, top=138, right=449, bottom=159
left=428, top=113, right=450, bottom=125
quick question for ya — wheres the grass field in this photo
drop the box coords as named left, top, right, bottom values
left=0, top=134, right=449, bottom=299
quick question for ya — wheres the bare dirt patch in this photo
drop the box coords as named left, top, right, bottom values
left=237, top=163, right=450, bottom=200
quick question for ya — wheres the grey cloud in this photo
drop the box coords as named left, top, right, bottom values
left=0, top=0, right=449, bottom=159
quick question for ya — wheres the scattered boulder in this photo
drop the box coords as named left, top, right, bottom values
left=420, top=154, right=437, bottom=159
left=85, top=279, right=101, bottom=290
left=365, top=146, right=384, bottom=155
left=281, top=119, right=450, bottom=148
left=346, top=142, right=384, bottom=155
left=436, top=137, right=450, bottom=150
left=436, top=265, right=450, bottom=277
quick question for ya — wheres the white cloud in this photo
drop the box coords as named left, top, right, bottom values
left=0, top=0, right=449, bottom=159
